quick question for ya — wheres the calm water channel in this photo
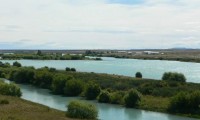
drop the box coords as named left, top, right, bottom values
left=18, top=84, right=198, bottom=120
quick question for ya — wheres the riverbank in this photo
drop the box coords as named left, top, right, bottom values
left=0, top=95, right=76, bottom=120
left=0, top=64, right=200, bottom=119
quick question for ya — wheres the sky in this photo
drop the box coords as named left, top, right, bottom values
left=0, top=0, right=200, bottom=49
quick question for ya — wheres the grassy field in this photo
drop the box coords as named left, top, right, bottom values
left=0, top=95, right=77, bottom=120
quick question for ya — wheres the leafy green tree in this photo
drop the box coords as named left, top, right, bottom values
left=51, top=74, right=72, bottom=94
left=98, top=91, right=110, bottom=103
left=85, top=82, right=101, bottom=100
left=66, top=100, right=98, bottom=119
left=70, top=68, right=76, bottom=72
left=11, top=68, right=35, bottom=83
left=124, top=89, right=141, bottom=108
left=34, top=70, right=53, bottom=88
left=13, top=61, right=22, bottom=67
left=0, top=82, right=22, bottom=97
left=65, top=67, right=71, bottom=71
left=168, top=91, right=200, bottom=113
left=135, top=72, right=142, bottom=78
left=162, top=72, right=186, bottom=82
left=64, top=79, right=84, bottom=96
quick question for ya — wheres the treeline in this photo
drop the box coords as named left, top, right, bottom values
left=0, top=62, right=200, bottom=118
left=1, top=53, right=87, bottom=60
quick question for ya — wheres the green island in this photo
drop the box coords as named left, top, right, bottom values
left=0, top=61, right=200, bottom=119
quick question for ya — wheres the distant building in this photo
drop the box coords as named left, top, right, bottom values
left=117, top=51, right=127, bottom=53
left=3, top=53, right=14, bottom=55
left=144, top=51, right=159, bottom=55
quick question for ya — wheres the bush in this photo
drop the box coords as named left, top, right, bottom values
left=135, top=72, right=142, bottom=78
left=10, top=68, right=35, bottom=83
left=13, top=61, right=22, bottom=67
left=51, top=74, right=72, bottom=94
left=34, top=70, right=53, bottom=89
left=85, top=82, right=101, bottom=100
left=0, top=99, right=9, bottom=104
left=124, top=89, right=141, bottom=108
left=66, top=100, right=98, bottom=119
left=65, top=67, right=71, bottom=71
left=0, top=82, right=22, bottom=97
left=71, top=68, right=76, bottom=72
left=162, top=72, right=186, bottom=82
left=168, top=91, right=200, bottom=113
left=110, top=91, right=125, bottom=104
left=98, top=91, right=110, bottom=103
left=64, top=79, right=84, bottom=96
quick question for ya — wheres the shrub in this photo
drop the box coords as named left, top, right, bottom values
left=34, top=70, right=53, bottom=89
left=65, top=67, right=71, bottom=71
left=110, top=91, right=125, bottom=104
left=13, top=61, right=22, bottom=67
left=168, top=91, right=200, bottom=113
left=135, top=72, right=142, bottom=78
left=64, top=79, right=84, bottom=96
left=0, top=99, right=9, bottom=104
left=162, top=72, right=186, bottom=82
left=70, top=68, right=76, bottom=72
left=51, top=74, right=71, bottom=94
left=66, top=100, right=98, bottom=119
left=85, top=82, right=101, bottom=100
left=98, top=91, right=110, bottom=103
left=0, top=83, right=22, bottom=97
left=124, top=89, right=141, bottom=108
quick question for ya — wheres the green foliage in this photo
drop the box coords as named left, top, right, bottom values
left=85, top=82, right=101, bottom=100
left=34, top=70, right=53, bottom=88
left=70, top=68, right=76, bottom=72
left=13, top=61, right=22, bottom=67
left=168, top=91, right=200, bottom=113
left=64, top=79, right=84, bottom=96
left=65, top=67, right=71, bottom=71
left=51, top=74, right=72, bottom=94
left=9, top=68, right=35, bottom=83
left=110, top=91, right=125, bottom=104
left=66, top=100, right=98, bottom=119
left=135, top=72, right=142, bottom=78
left=162, top=72, right=186, bottom=82
left=124, top=89, right=141, bottom=108
left=0, top=82, right=22, bottom=97
left=98, top=91, right=110, bottom=103
left=0, top=99, right=9, bottom=104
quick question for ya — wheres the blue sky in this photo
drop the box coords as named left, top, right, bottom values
left=0, top=0, right=200, bottom=49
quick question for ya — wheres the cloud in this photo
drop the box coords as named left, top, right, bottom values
left=0, top=0, right=200, bottom=49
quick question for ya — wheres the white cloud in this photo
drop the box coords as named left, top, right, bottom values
left=0, top=0, right=200, bottom=49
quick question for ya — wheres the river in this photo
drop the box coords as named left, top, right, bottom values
left=18, top=84, right=198, bottom=120
left=1, top=57, right=200, bottom=83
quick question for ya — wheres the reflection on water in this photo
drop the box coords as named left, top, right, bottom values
left=18, top=84, right=198, bottom=120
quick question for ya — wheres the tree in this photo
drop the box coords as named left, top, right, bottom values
left=51, top=74, right=71, bottom=94
left=13, top=61, right=21, bottom=67
left=64, top=79, right=84, bottom=96
left=124, top=89, right=141, bottom=108
left=98, top=91, right=110, bottom=103
left=162, top=72, right=186, bottom=82
left=37, top=50, right=42, bottom=56
left=135, top=72, right=142, bottom=78
left=70, top=68, right=76, bottom=72
left=65, top=67, right=71, bottom=71
left=66, top=100, right=98, bottom=119
left=168, top=91, right=200, bottom=113
left=34, top=70, right=53, bottom=88
left=85, top=82, right=101, bottom=100
left=11, top=68, right=35, bottom=83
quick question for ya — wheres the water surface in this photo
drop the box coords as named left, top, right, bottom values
left=2, top=57, right=200, bottom=83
